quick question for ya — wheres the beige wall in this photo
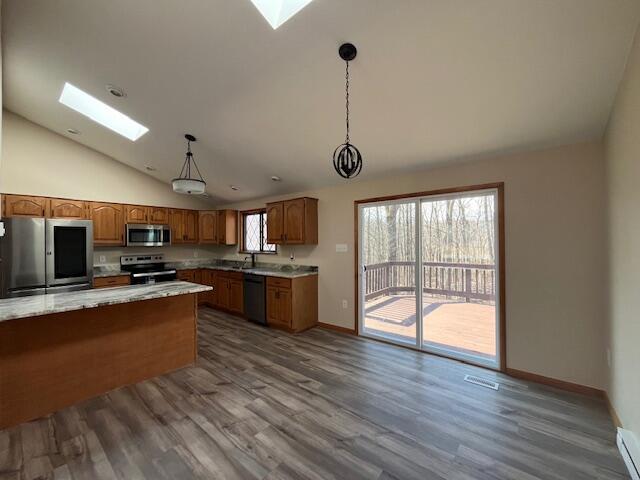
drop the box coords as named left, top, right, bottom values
left=220, top=141, right=607, bottom=389
left=1, top=111, right=211, bottom=209
left=604, top=25, right=640, bottom=440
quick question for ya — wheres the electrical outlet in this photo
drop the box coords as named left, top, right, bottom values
left=342, top=299, right=348, bottom=309
left=194, top=251, right=199, bottom=258
left=607, top=348, right=612, bottom=367
left=99, top=255, right=106, bottom=263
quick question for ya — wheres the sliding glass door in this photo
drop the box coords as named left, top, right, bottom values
left=358, top=187, right=501, bottom=369
left=360, top=200, right=418, bottom=346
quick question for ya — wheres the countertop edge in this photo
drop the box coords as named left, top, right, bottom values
left=0, top=282, right=212, bottom=323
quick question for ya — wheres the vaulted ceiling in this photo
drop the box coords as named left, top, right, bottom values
left=3, top=0, right=639, bottom=203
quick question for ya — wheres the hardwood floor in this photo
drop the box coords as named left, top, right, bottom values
left=0, top=308, right=628, bottom=480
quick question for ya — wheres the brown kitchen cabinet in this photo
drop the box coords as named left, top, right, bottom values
left=2, top=194, right=48, bottom=218
left=176, top=269, right=197, bottom=282
left=266, top=197, right=317, bottom=245
left=89, top=202, right=124, bottom=246
left=93, top=275, right=131, bottom=288
left=198, top=269, right=217, bottom=306
left=124, top=205, right=149, bottom=224
left=170, top=209, right=198, bottom=244
left=148, top=207, right=169, bottom=225
left=215, top=271, right=243, bottom=315
left=49, top=198, right=88, bottom=219
left=198, top=211, right=218, bottom=244
left=266, top=275, right=318, bottom=333
left=217, top=210, right=238, bottom=245
left=198, top=210, right=237, bottom=245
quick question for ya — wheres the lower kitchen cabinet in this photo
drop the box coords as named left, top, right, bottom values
left=266, top=275, right=318, bottom=333
left=176, top=269, right=197, bottom=282
left=93, top=275, right=131, bottom=288
left=191, top=268, right=318, bottom=332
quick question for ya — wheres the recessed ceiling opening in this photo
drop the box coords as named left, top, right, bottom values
left=249, top=0, right=314, bottom=29
left=58, top=82, right=149, bottom=141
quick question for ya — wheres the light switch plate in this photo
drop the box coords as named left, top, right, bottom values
left=0, top=221, right=5, bottom=238
left=99, top=255, right=106, bottom=263
left=336, top=243, right=348, bottom=253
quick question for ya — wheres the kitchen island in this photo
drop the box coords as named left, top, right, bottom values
left=0, top=281, right=212, bottom=429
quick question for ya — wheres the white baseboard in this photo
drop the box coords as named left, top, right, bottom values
left=617, top=428, right=640, bottom=480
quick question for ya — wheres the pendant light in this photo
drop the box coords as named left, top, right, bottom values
left=332, top=43, right=363, bottom=179
left=172, top=134, right=206, bottom=195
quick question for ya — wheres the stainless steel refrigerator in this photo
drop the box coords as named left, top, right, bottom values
left=0, top=217, right=94, bottom=298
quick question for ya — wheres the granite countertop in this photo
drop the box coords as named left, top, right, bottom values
left=166, top=260, right=319, bottom=279
left=93, top=260, right=319, bottom=279
left=0, top=282, right=212, bottom=323
left=93, top=266, right=129, bottom=278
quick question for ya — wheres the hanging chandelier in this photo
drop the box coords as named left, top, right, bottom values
left=332, top=43, right=363, bottom=179
left=172, top=134, right=206, bottom=195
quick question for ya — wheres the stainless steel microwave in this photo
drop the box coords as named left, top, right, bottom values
left=125, top=224, right=171, bottom=247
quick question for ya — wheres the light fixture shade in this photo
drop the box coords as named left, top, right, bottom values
left=172, top=178, right=206, bottom=195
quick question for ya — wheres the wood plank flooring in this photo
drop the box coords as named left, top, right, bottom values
left=0, top=307, right=628, bottom=480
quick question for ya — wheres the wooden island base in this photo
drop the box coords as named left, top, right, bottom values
left=0, top=294, right=198, bottom=429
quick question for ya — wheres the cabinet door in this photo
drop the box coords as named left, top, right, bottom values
left=278, top=288, right=292, bottom=327
left=283, top=198, right=305, bottom=244
left=177, top=270, right=196, bottom=282
left=183, top=210, right=199, bottom=243
left=217, top=210, right=226, bottom=244
left=2, top=195, right=47, bottom=217
left=169, top=209, right=184, bottom=244
left=217, top=278, right=230, bottom=309
left=148, top=207, right=169, bottom=225
left=199, top=211, right=218, bottom=244
left=125, top=205, right=148, bottom=224
left=266, top=202, right=284, bottom=244
left=89, top=202, right=124, bottom=245
left=209, top=271, right=219, bottom=306
left=266, top=286, right=280, bottom=325
left=50, top=198, right=87, bottom=219
left=229, top=279, right=244, bottom=315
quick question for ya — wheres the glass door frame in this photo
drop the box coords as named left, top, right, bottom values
left=357, top=197, right=422, bottom=349
left=355, top=183, right=505, bottom=372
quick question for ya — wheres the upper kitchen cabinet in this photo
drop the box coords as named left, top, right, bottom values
left=148, top=207, right=169, bottom=225
left=266, top=197, right=318, bottom=245
left=2, top=194, right=48, bottom=218
left=124, top=205, right=148, bottom=224
left=217, top=210, right=238, bottom=245
left=198, top=210, right=238, bottom=245
left=89, top=202, right=124, bottom=246
left=49, top=198, right=88, bottom=219
left=199, top=211, right=218, bottom=244
left=169, top=209, right=184, bottom=243
left=170, top=209, right=198, bottom=244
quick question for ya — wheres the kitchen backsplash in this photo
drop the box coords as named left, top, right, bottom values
left=93, top=245, right=220, bottom=265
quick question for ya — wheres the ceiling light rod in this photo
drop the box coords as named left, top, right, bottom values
left=332, top=43, right=363, bottom=179
left=172, top=134, right=207, bottom=195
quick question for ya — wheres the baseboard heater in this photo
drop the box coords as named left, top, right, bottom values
left=617, top=428, right=640, bottom=480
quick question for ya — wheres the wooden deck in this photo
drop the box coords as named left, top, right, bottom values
left=364, top=295, right=496, bottom=359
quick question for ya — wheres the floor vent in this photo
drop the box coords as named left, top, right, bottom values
left=464, top=375, right=499, bottom=390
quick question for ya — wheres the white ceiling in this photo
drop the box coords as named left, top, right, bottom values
left=3, top=0, right=639, bottom=203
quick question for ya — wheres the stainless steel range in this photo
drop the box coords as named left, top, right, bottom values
left=120, top=254, right=177, bottom=284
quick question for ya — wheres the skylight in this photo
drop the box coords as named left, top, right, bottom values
left=58, top=83, right=149, bottom=141
left=249, top=0, right=314, bottom=29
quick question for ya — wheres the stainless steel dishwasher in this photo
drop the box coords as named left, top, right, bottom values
left=243, top=274, right=266, bottom=325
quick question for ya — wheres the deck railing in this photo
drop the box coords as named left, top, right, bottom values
left=364, top=261, right=496, bottom=302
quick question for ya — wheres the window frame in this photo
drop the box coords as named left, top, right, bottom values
left=239, top=208, right=277, bottom=254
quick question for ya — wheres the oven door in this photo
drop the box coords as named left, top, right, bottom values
left=126, top=224, right=171, bottom=247
left=45, top=219, right=94, bottom=288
